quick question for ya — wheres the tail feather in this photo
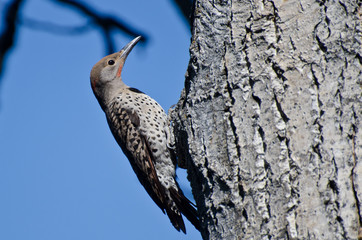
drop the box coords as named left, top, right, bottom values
left=165, top=204, right=186, bottom=233
left=169, top=187, right=201, bottom=231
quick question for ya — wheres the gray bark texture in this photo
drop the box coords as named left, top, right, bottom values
left=169, top=0, right=362, bottom=239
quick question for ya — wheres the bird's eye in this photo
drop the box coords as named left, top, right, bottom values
left=108, top=59, right=115, bottom=65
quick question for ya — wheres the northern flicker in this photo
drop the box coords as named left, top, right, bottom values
left=90, top=36, right=200, bottom=233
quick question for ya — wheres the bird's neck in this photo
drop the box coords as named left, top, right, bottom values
left=97, top=79, right=128, bottom=111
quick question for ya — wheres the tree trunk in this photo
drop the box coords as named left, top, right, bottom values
left=170, top=0, right=362, bottom=239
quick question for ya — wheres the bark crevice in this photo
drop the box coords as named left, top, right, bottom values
left=350, top=107, right=362, bottom=232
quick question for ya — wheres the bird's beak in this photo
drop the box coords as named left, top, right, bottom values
left=116, top=36, right=142, bottom=78
left=120, top=36, right=142, bottom=59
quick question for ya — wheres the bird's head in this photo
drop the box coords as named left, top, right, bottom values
left=90, top=36, right=141, bottom=105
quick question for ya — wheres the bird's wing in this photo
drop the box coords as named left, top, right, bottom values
left=106, top=103, right=166, bottom=212
left=106, top=99, right=189, bottom=233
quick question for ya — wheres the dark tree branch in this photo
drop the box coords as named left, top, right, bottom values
left=0, top=0, right=24, bottom=80
left=101, top=28, right=115, bottom=56
left=53, top=0, right=148, bottom=53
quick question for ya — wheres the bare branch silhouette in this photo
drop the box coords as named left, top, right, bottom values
left=0, top=0, right=149, bottom=84
left=0, top=0, right=24, bottom=81
left=53, top=0, right=148, bottom=54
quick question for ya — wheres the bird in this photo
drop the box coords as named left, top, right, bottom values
left=90, top=36, right=200, bottom=233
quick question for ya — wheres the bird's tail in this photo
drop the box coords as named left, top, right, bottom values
left=169, top=187, right=201, bottom=232
left=165, top=201, right=186, bottom=233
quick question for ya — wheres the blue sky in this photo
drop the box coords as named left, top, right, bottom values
left=0, top=1, right=201, bottom=239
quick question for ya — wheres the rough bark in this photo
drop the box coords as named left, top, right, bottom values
left=170, top=0, right=362, bottom=239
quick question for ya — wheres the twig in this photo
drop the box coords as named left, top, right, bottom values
left=0, top=0, right=24, bottom=79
